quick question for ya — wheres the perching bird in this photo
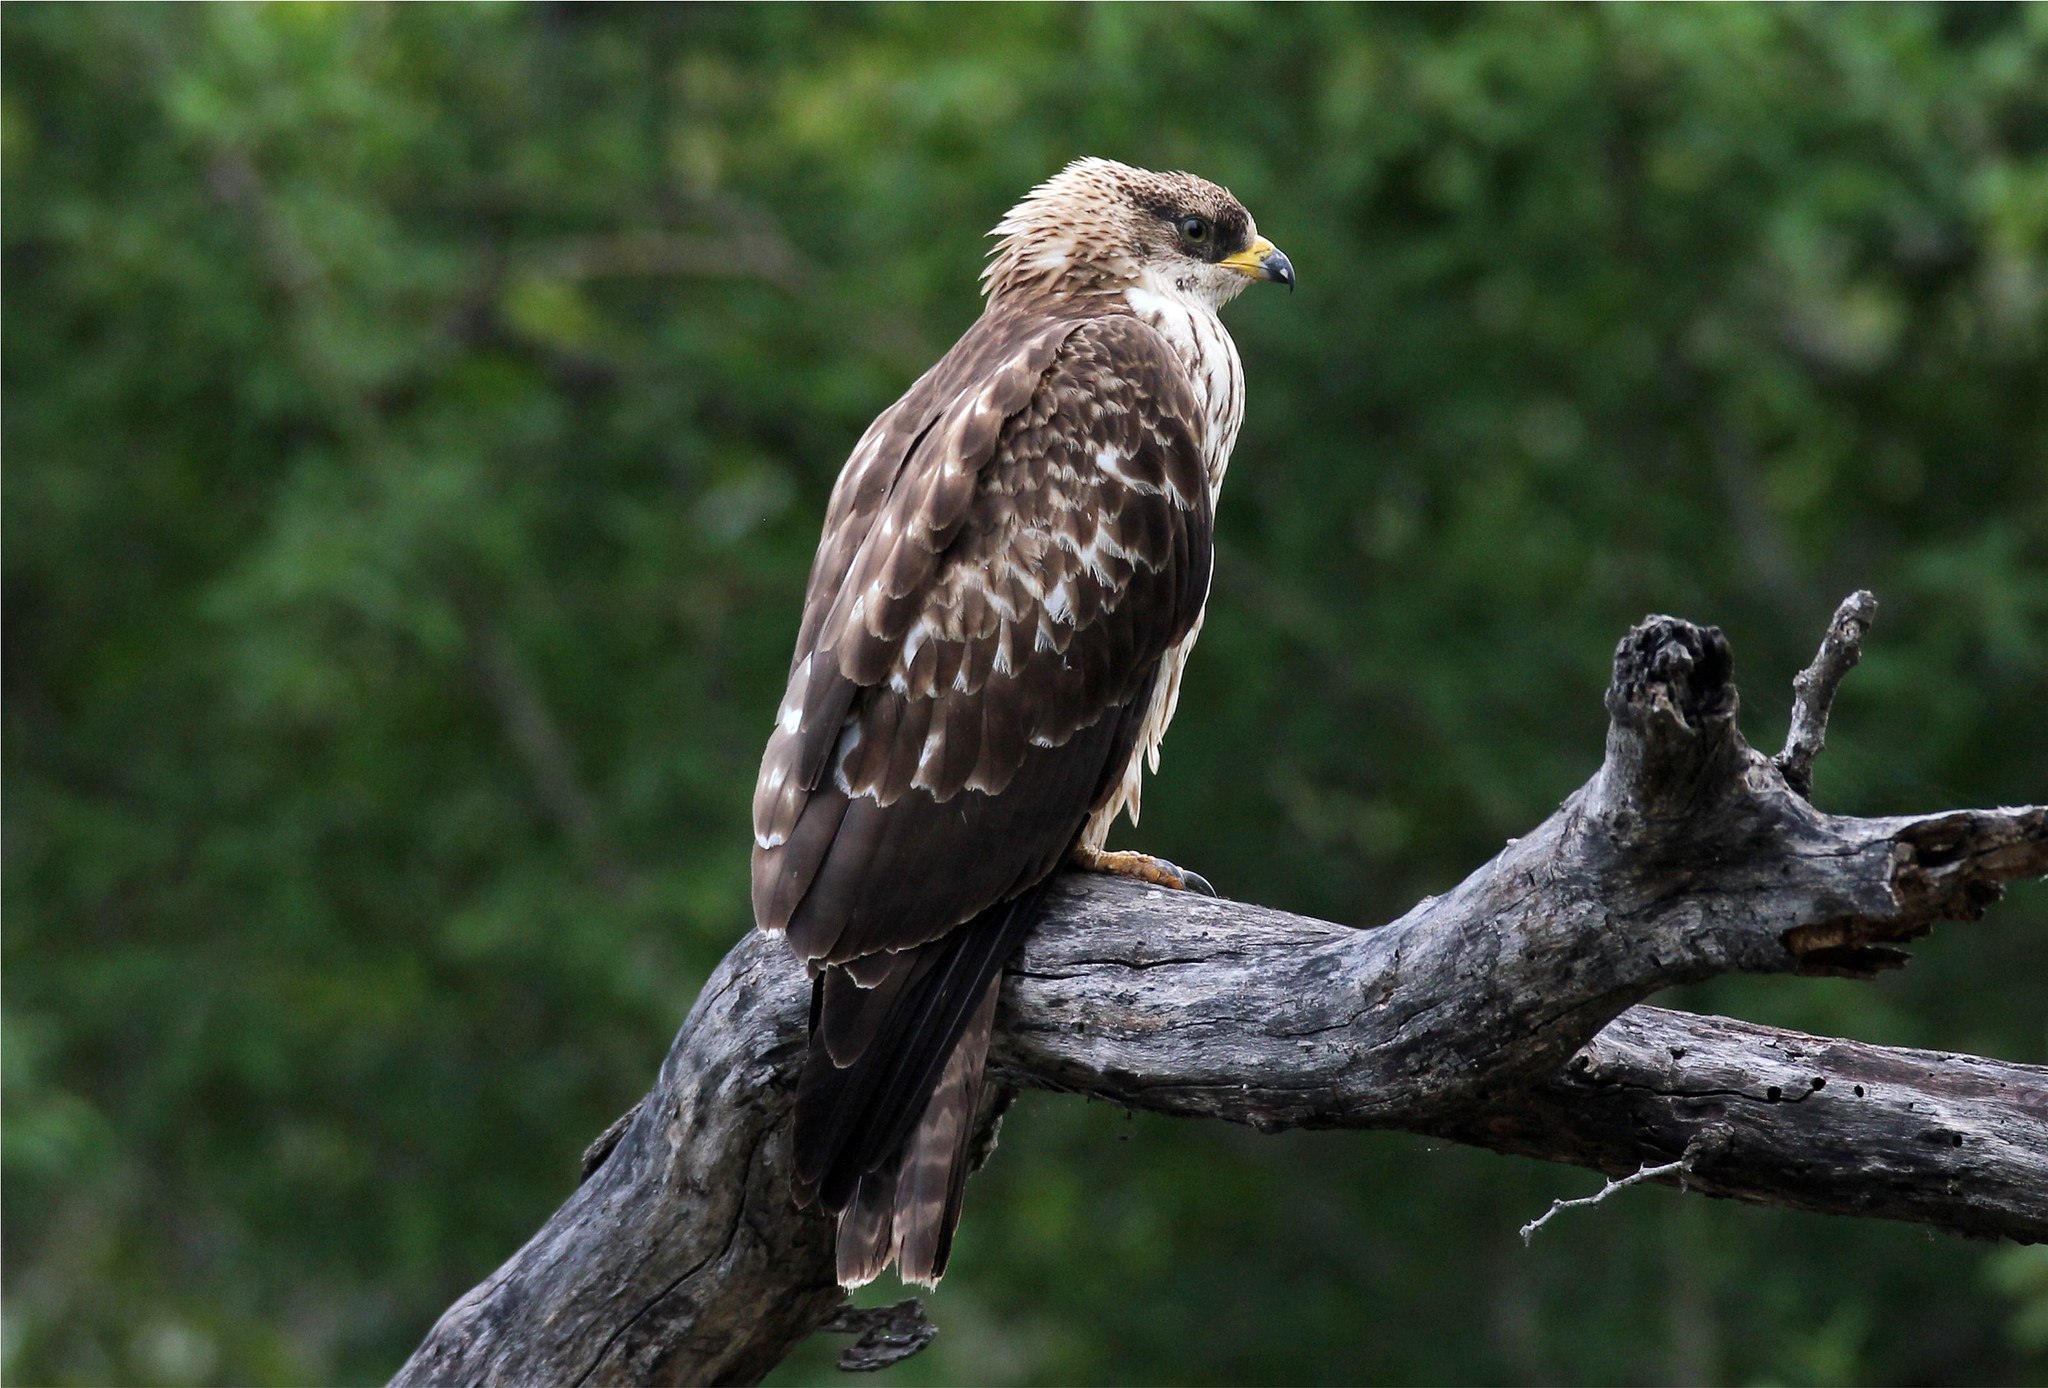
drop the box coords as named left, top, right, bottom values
left=751, top=157, right=1292, bottom=1287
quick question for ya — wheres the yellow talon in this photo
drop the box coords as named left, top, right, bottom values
left=1069, top=845, right=1216, bottom=895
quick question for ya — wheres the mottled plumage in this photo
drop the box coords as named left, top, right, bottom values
left=751, top=157, right=1291, bottom=1286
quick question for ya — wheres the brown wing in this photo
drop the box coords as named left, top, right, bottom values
left=751, top=310, right=1214, bottom=959
left=750, top=308, right=1214, bottom=1283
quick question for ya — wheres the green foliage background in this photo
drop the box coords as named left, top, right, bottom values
left=6, top=4, right=2047, bottom=1383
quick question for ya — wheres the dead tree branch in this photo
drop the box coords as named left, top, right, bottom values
left=1776, top=588, right=1877, bottom=797
left=1444, top=1005, right=2048, bottom=1242
left=393, top=602, right=2047, bottom=1387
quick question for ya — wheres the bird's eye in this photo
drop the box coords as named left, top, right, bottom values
left=1178, top=216, right=1211, bottom=245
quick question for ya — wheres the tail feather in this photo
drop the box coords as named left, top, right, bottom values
left=792, top=881, right=1048, bottom=1286
left=835, top=1167, right=900, bottom=1288
left=889, top=976, right=1000, bottom=1285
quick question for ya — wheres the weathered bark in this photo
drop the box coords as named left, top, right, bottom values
left=1442, top=1006, right=2048, bottom=1243
left=393, top=598, right=2047, bottom=1387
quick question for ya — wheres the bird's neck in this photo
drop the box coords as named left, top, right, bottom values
left=1123, top=268, right=1246, bottom=495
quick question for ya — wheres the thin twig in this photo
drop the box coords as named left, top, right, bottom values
left=1775, top=590, right=1878, bottom=798
left=1520, top=1155, right=1689, bottom=1245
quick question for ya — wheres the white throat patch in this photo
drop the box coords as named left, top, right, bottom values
left=1125, top=266, right=1248, bottom=492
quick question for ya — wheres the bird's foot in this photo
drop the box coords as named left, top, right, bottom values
left=1069, top=845, right=1216, bottom=896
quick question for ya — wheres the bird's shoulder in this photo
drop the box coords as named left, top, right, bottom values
left=805, top=302, right=1210, bottom=685
left=792, top=303, right=1203, bottom=654
left=820, top=306, right=1201, bottom=526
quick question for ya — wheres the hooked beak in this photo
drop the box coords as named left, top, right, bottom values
left=1220, top=236, right=1294, bottom=290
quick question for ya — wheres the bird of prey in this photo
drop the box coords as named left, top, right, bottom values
left=751, top=157, right=1292, bottom=1287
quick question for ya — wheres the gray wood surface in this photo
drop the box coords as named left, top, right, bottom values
left=392, top=599, right=2046, bottom=1386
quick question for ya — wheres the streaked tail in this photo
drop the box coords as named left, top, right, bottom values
left=790, top=883, right=1049, bottom=1286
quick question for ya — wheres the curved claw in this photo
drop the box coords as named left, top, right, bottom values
left=1069, top=845, right=1216, bottom=895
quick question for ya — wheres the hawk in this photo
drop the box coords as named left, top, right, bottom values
left=752, top=157, right=1291, bottom=1287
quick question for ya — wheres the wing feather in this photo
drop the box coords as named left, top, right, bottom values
left=754, top=306, right=1217, bottom=1284
left=754, top=310, right=1211, bottom=959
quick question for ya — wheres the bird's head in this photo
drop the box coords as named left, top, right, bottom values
left=982, top=157, right=1293, bottom=311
